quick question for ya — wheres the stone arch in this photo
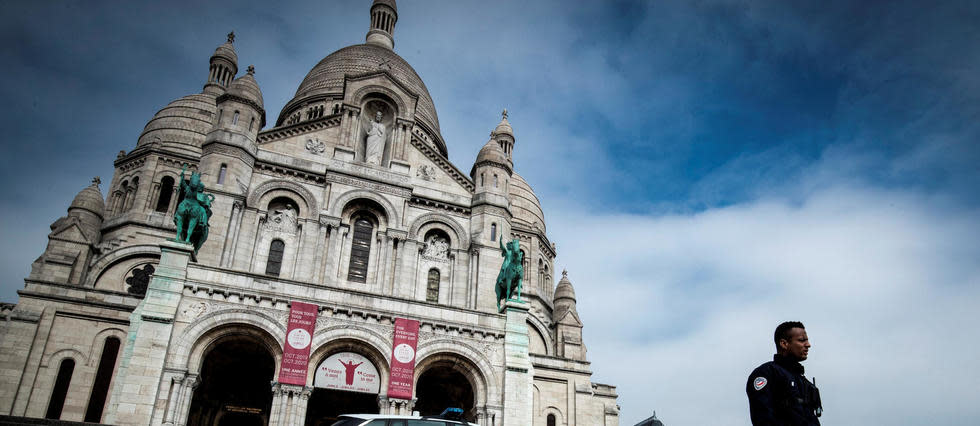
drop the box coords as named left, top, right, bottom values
left=43, top=348, right=85, bottom=368
left=415, top=338, right=497, bottom=406
left=543, top=406, right=566, bottom=426
left=307, top=324, right=393, bottom=389
left=85, top=245, right=161, bottom=287
left=86, top=328, right=126, bottom=367
left=408, top=212, right=470, bottom=249
left=527, top=315, right=554, bottom=356
left=352, top=84, right=409, bottom=117
left=330, top=189, right=399, bottom=226
left=247, top=179, right=318, bottom=217
left=167, top=308, right=285, bottom=375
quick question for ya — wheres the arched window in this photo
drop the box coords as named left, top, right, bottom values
left=481, top=173, right=485, bottom=187
left=266, top=240, right=285, bottom=276
left=426, top=269, right=440, bottom=303
left=547, top=414, right=556, bottom=426
left=45, top=359, right=75, bottom=419
left=494, top=174, right=498, bottom=188
left=490, top=223, right=497, bottom=242
left=84, top=337, right=120, bottom=422
left=217, top=109, right=223, bottom=124
left=249, top=117, right=255, bottom=131
left=347, top=215, right=375, bottom=283
left=232, top=111, right=240, bottom=125
left=217, top=164, right=227, bottom=185
left=155, top=176, right=174, bottom=212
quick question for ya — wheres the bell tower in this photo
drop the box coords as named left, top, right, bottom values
left=366, top=0, right=398, bottom=49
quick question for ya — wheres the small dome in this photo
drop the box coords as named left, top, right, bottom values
left=509, top=173, right=546, bottom=233
left=137, top=92, right=218, bottom=154
left=554, top=270, right=576, bottom=303
left=226, top=66, right=264, bottom=109
left=69, top=178, right=105, bottom=219
left=492, top=109, right=514, bottom=137
left=211, top=32, right=238, bottom=65
left=373, top=0, right=397, bottom=12
left=474, top=139, right=509, bottom=167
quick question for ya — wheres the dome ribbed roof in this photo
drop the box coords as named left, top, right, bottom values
left=509, top=173, right=546, bottom=233
left=475, top=139, right=508, bottom=166
left=211, top=35, right=238, bottom=65
left=227, top=69, right=264, bottom=109
left=554, top=270, right=576, bottom=303
left=280, top=44, right=443, bottom=152
left=69, top=179, right=105, bottom=219
left=137, top=93, right=218, bottom=154
left=373, top=0, right=397, bottom=12
left=492, top=111, right=514, bottom=137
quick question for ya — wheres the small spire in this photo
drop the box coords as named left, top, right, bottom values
left=91, top=177, right=101, bottom=188
left=227, top=31, right=235, bottom=43
left=247, top=65, right=255, bottom=75
left=502, top=108, right=508, bottom=120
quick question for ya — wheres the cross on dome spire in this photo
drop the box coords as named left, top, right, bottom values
left=91, top=177, right=101, bottom=188
left=227, top=32, right=235, bottom=43
left=502, top=108, right=508, bottom=120
left=247, top=65, right=255, bottom=75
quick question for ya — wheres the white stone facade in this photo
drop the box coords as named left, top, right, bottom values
left=0, top=1, right=618, bottom=425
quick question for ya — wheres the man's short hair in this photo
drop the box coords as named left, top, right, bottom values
left=774, top=321, right=805, bottom=348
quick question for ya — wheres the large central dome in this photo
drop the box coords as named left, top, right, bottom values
left=277, top=43, right=442, bottom=145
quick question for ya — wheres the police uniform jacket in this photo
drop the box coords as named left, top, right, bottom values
left=746, top=354, right=821, bottom=426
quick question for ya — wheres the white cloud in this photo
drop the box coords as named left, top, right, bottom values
left=549, top=184, right=980, bottom=425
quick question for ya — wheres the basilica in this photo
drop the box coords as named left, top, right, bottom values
left=0, top=1, right=619, bottom=425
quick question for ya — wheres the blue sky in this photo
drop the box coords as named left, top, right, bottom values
left=1, top=1, right=978, bottom=425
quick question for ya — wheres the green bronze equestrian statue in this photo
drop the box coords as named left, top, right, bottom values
left=173, top=164, right=214, bottom=254
left=495, top=238, right=524, bottom=311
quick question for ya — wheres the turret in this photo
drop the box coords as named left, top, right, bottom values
left=366, top=0, right=398, bottom=50
left=553, top=270, right=587, bottom=361
left=471, top=110, right=515, bottom=245
left=202, top=65, right=264, bottom=193
left=204, top=32, right=239, bottom=95
left=29, top=178, right=105, bottom=285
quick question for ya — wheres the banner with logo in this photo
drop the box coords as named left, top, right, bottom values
left=386, top=318, right=420, bottom=400
left=278, top=301, right=318, bottom=385
left=314, top=352, right=381, bottom=393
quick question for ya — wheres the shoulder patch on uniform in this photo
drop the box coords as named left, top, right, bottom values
left=753, top=377, right=767, bottom=391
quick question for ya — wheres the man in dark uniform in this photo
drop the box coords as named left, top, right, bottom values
left=746, top=321, right=822, bottom=425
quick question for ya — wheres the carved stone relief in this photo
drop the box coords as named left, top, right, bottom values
left=417, top=165, right=437, bottom=181
left=421, top=234, right=449, bottom=261
left=262, top=203, right=298, bottom=234
left=305, top=137, right=326, bottom=155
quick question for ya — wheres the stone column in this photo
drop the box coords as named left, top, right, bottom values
left=313, top=216, right=329, bottom=282
left=336, top=225, right=352, bottom=281
left=270, top=383, right=311, bottom=426
left=502, top=300, right=532, bottom=426
left=105, top=240, right=193, bottom=425
left=220, top=200, right=244, bottom=267
left=174, top=374, right=199, bottom=426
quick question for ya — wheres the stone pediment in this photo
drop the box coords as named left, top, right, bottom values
left=410, top=136, right=475, bottom=193
left=48, top=218, right=92, bottom=244
left=555, top=308, right=583, bottom=328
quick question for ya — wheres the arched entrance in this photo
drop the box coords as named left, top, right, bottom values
left=187, top=336, right=275, bottom=426
left=414, top=363, right=476, bottom=421
left=305, top=351, right=382, bottom=425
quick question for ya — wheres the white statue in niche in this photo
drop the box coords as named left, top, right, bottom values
left=423, top=234, right=450, bottom=260
left=365, top=110, right=386, bottom=165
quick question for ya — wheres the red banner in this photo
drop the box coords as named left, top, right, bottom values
left=278, top=301, right=318, bottom=385
left=386, top=318, right=420, bottom=400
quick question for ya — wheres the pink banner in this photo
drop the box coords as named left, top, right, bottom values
left=278, top=301, right=318, bottom=385
left=386, top=318, right=420, bottom=400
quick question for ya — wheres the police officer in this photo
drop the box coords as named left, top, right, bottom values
left=746, top=321, right=822, bottom=425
